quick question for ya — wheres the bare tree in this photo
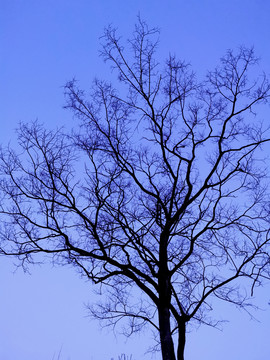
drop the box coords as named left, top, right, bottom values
left=1, top=19, right=270, bottom=360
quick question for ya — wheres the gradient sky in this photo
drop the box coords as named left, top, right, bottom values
left=1, top=1, right=270, bottom=359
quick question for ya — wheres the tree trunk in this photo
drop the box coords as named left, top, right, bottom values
left=158, top=230, right=176, bottom=360
left=177, top=319, right=186, bottom=360
left=158, top=304, right=176, bottom=360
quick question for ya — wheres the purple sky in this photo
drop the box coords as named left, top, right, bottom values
left=1, top=1, right=270, bottom=359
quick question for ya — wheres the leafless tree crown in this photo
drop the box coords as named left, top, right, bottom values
left=1, top=19, right=270, bottom=360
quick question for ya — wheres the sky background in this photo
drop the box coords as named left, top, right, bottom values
left=1, top=1, right=270, bottom=359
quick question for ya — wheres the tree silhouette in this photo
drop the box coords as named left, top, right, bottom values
left=1, top=19, right=270, bottom=360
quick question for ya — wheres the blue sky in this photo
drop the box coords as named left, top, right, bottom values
left=1, top=1, right=270, bottom=359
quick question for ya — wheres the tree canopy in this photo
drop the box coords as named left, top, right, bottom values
left=1, top=19, right=270, bottom=360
